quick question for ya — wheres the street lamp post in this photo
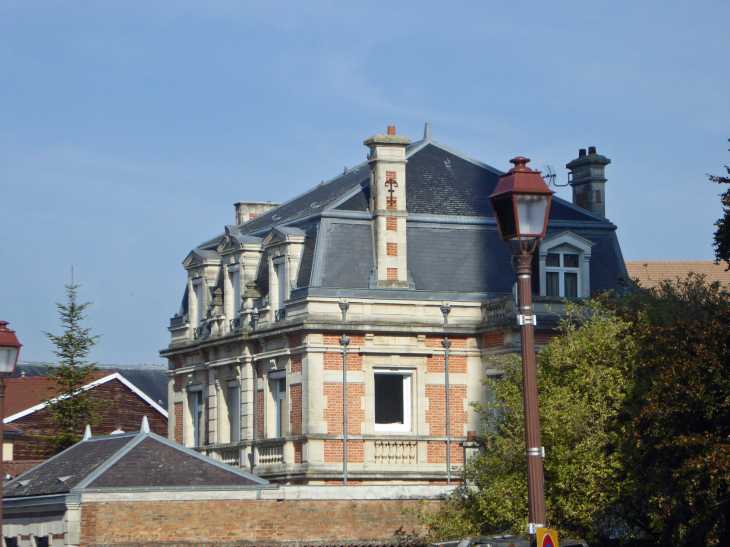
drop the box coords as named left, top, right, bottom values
left=489, top=157, right=554, bottom=538
left=0, top=321, right=22, bottom=534
left=440, top=304, right=452, bottom=484
left=339, top=334, right=350, bottom=485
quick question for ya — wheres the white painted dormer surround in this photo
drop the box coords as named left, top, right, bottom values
left=538, top=231, right=595, bottom=298
left=262, top=226, right=306, bottom=321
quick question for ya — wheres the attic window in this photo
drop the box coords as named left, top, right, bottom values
left=18, top=479, right=30, bottom=486
left=57, top=476, right=72, bottom=483
left=538, top=232, right=595, bottom=299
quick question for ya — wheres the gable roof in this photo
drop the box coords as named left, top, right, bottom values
left=4, top=429, right=270, bottom=498
left=4, top=372, right=168, bottom=423
left=625, top=260, right=730, bottom=288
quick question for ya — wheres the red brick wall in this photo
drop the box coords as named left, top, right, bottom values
left=386, top=243, right=398, bottom=256
left=291, top=354, right=302, bottom=373
left=427, top=441, right=465, bottom=464
left=386, top=217, right=398, bottom=230
left=483, top=332, right=505, bottom=348
left=386, top=197, right=397, bottom=210
left=12, top=379, right=168, bottom=460
left=324, top=383, right=364, bottom=435
left=324, top=352, right=362, bottom=371
left=535, top=332, right=559, bottom=346
left=425, top=335, right=467, bottom=349
left=288, top=333, right=302, bottom=348
left=173, top=375, right=182, bottom=393
left=80, top=498, right=436, bottom=545
left=425, top=385, right=467, bottom=438
left=387, top=268, right=398, bottom=280
left=257, top=390, right=264, bottom=437
left=173, top=402, right=183, bottom=444
left=426, top=354, right=467, bottom=374
left=323, top=334, right=365, bottom=346
left=324, top=440, right=364, bottom=463
left=293, top=441, right=302, bottom=464
left=290, top=384, right=302, bottom=436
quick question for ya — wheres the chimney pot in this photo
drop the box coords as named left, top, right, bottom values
left=588, top=146, right=596, bottom=155
left=579, top=149, right=586, bottom=158
left=387, top=126, right=396, bottom=135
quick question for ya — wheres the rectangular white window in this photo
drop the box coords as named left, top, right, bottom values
left=545, top=252, right=580, bottom=298
left=374, top=370, right=412, bottom=432
left=190, top=390, right=204, bottom=447
left=276, top=262, right=286, bottom=309
left=228, top=382, right=240, bottom=443
left=194, top=283, right=203, bottom=326
left=274, top=377, right=286, bottom=437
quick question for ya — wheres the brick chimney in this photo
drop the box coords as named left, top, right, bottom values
left=566, top=147, right=611, bottom=217
left=364, top=126, right=412, bottom=288
left=234, top=201, right=281, bottom=225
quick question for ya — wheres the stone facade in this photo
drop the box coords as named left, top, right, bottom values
left=161, top=126, right=628, bottom=484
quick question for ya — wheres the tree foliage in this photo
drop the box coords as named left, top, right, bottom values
left=416, top=301, right=637, bottom=545
left=615, top=275, right=730, bottom=546
left=710, top=139, right=730, bottom=268
left=419, top=274, right=730, bottom=546
left=39, top=283, right=102, bottom=454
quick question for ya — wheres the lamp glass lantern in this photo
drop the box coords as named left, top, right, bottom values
left=489, top=157, right=555, bottom=251
left=0, top=321, right=22, bottom=375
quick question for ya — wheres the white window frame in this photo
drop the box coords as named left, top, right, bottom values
left=191, top=277, right=204, bottom=327
left=227, top=380, right=240, bottom=443
left=269, top=370, right=287, bottom=438
left=227, top=264, right=241, bottom=316
left=538, top=231, right=594, bottom=298
left=373, top=369, right=412, bottom=433
left=188, top=385, right=204, bottom=447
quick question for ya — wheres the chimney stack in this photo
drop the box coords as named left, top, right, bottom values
left=234, top=201, right=281, bottom=226
left=566, top=147, right=611, bottom=218
left=364, top=126, right=412, bottom=288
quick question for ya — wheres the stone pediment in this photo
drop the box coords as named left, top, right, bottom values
left=183, top=248, right=221, bottom=268
left=262, top=226, right=306, bottom=248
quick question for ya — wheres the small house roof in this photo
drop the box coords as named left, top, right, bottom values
left=4, top=427, right=270, bottom=498
left=625, top=260, right=730, bottom=288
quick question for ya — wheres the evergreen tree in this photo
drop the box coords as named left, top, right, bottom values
left=709, top=138, right=730, bottom=268
left=40, top=283, right=102, bottom=453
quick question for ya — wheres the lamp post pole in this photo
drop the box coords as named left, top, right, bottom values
left=488, top=156, right=554, bottom=539
left=440, top=304, right=452, bottom=485
left=515, top=253, right=546, bottom=530
left=339, top=334, right=350, bottom=485
left=0, top=321, right=22, bottom=535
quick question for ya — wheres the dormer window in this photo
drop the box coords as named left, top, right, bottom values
left=538, top=231, right=595, bottom=299
left=546, top=251, right=580, bottom=298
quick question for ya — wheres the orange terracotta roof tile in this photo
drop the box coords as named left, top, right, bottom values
left=625, top=260, right=730, bottom=289
left=4, top=371, right=115, bottom=418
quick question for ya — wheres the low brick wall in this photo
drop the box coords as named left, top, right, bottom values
left=80, top=497, right=437, bottom=546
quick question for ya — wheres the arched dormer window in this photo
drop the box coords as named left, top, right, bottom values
left=538, top=232, right=595, bottom=298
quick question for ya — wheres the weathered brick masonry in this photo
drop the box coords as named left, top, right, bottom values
left=79, top=498, right=437, bottom=546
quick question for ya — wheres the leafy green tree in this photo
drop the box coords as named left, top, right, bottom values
left=39, top=283, right=102, bottom=454
left=615, top=275, right=730, bottom=546
left=417, top=301, right=637, bottom=545
left=709, top=138, right=730, bottom=268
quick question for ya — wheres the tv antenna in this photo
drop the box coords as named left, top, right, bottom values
left=542, top=164, right=569, bottom=187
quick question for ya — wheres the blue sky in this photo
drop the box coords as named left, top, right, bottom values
left=2, top=1, right=729, bottom=365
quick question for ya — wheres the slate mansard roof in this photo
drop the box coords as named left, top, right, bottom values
left=193, top=132, right=627, bottom=299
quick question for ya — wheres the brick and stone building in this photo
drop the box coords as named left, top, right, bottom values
left=161, top=125, right=628, bottom=484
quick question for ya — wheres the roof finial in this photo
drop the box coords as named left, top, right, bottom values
left=141, top=415, right=150, bottom=433
left=424, top=123, right=431, bottom=141
left=83, top=425, right=92, bottom=441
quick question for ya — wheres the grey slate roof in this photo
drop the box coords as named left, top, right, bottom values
left=190, top=134, right=625, bottom=300
left=4, top=430, right=269, bottom=498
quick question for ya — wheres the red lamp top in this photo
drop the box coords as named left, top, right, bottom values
left=0, top=321, right=22, bottom=375
left=489, top=157, right=556, bottom=200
